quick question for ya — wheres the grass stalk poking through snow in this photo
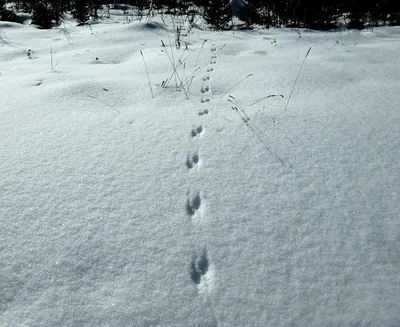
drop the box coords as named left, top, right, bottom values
left=140, top=50, right=155, bottom=98
left=160, top=40, right=190, bottom=99
left=228, top=95, right=285, bottom=166
left=180, top=44, right=226, bottom=91
left=187, top=40, right=207, bottom=91
left=228, top=95, right=250, bottom=125
left=160, top=38, right=207, bottom=98
left=87, top=95, right=121, bottom=114
left=161, top=42, right=224, bottom=96
left=50, top=45, right=53, bottom=71
left=166, top=31, right=179, bottom=91
left=59, top=23, right=73, bottom=44
left=249, top=94, right=284, bottom=107
left=284, top=47, right=311, bottom=111
left=296, top=30, right=301, bottom=60
left=221, top=73, right=253, bottom=98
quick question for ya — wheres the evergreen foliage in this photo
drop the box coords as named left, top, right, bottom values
left=0, top=0, right=399, bottom=30
left=0, top=0, right=20, bottom=23
left=238, top=0, right=262, bottom=28
left=31, top=1, right=58, bottom=28
left=202, top=0, right=232, bottom=29
left=72, top=0, right=103, bottom=24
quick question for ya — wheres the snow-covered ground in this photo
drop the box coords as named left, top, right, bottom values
left=1, top=13, right=399, bottom=326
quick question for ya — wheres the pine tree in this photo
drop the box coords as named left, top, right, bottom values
left=71, top=0, right=102, bottom=25
left=238, top=0, right=262, bottom=28
left=383, top=0, right=400, bottom=25
left=72, top=1, right=90, bottom=24
left=299, top=0, right=338, bottom=30
left=31, top=1, right=58, bottom=28
left=202, top=0, right=232, bottom=29
left=346, top=0, right=367, bottom=29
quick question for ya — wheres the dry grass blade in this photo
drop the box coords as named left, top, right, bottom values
left=187, top=40, right=207, bottom=91
left=180, top=43, right=226, bottom=91
left=228, top=95, right=285, bottom=166
left=249, top=94, right=284, bottom=106
left=50, top=45, right=53, bottom=71
left=59, top=24, right=73, bottom=44
left=87, top=95, right=120, bottom=113
left=140, top=50, right=155, bottom=98
left=221, top=73, right=253, bottom=98
left=284, top=47, right=311, bottom=111
left=228, top=95, right=250, bottom=123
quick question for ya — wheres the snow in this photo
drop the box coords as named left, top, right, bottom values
left=0, top=15, right=399, bottom=326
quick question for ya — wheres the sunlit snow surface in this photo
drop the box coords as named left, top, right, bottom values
left=0, top=15, right=399, bottom=326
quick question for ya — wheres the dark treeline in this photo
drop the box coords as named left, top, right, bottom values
left=1, top=0, right=399, bottom=29
left=0, top=0, right=104, bottom=27
left=237, top=0, right=400, bottom=29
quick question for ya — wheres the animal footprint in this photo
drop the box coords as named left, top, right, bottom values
left=186, top=191, right=202, bottom=217
left=201, top=97, right=211, bottom=103
left=203, top=75, right=211, bottom=81
left=198, top=108, right=209, bottom=116
left=186, top=151, right=200, bottom=169
left=201, top=84, right=211, bottom=93
left=207, top=67, right=214, bottom=72
left=210, top=59, right=216, bottom=64
left=211, top=45, right=217, bottom=52
left=191, top=125, right=203, bottom=137
left=211, top=54, right=217, bottom=59
left=190, top=248, right=209, bottom=285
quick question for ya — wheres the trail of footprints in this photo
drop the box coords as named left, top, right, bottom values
left=185, top=44, right=218, bottom=292
left=200, top=46, right=217, bottom=105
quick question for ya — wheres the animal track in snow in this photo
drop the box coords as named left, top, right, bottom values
left=198, top=108, right=209, bottom=116
left=190, top=248, right=209, bottom=285
left=201, top=84, right=211, bottom=93
left=201, top=96, right=211, bottom=103
left=191, top=124, right=203, bottom=138
left=210, top=59, right=216, bottom=64
left=211, top=54, right=218, bottom=59
left=207, top=67, right=214, bottom=72
left=203, top=75, right=211, bottom=81
left=211, top=45, right=217, bottom=52
left=186, top=151, right=200, bottom=169
left=186, top=191, right=202, bottom=217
